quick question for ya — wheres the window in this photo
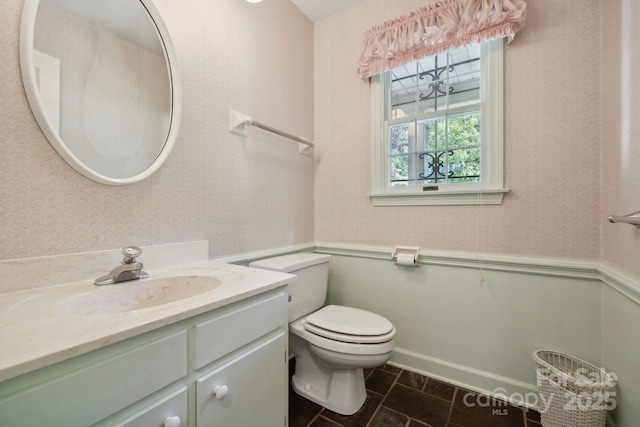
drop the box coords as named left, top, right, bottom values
left=370, top=40, right=508, bottom=206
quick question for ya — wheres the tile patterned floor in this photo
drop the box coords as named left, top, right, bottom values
left=289, top=363, right=542, bottom=427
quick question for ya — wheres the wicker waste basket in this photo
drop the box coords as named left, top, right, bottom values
left=533, top=350, right=615, bottom=427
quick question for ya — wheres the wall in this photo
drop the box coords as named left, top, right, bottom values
left=600, top=0, right=640, bottom=425
left=315, top=1, right=640, bottom=425
left=321, top=246, right=640, bottom=424
left=601, top=0, right=640, bottom=278
left=313, top=0, right=602, bottom=260
left=3, top=0, right=640, bottom=423
left=0, top=0, right=314, bottom=261
left=323, top=248, right=602, bottom=397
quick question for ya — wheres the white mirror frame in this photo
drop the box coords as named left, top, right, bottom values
left=19, top=0, right=182, bottom=185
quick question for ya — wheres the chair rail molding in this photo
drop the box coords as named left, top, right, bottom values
left=211, top=241, right=639, bottom=306
left=313, top=241, right=601, bottom=281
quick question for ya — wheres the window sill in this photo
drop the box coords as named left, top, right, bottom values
left=369, top=188, right=509, bottom=206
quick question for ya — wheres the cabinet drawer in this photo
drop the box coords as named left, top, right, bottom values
left=196, top=332, right=286, bottom=426
left=194, top=290, right=287, bottom=369
left=0, top=330, right=187, bottom=427
left=114, top=387, right=187, bottom=427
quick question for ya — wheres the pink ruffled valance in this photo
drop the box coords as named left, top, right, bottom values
left=357, top=0, right=526, bottom=80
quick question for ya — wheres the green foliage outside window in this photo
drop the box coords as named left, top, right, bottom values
left=390, top=111, right=480, bottom=185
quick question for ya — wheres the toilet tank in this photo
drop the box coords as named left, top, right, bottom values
left=250, top=253, right=331, bottom=322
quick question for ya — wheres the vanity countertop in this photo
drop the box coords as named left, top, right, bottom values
left=0, top=261, right=295, bottom=383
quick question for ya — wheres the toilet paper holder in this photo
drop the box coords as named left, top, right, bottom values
left=391, top=246, right=420, bottom=266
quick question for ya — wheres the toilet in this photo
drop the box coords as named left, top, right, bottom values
left=249, top=253, right=395, bottom=415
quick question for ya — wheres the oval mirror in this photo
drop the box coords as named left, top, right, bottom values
left=20, top=0, right=182, bottom=185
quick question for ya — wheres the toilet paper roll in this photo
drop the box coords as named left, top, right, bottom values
left=396, top=253, right=417, bottom=266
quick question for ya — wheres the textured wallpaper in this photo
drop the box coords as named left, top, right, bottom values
left=313, top=0, right=603, bottom=261
left=3, top=0, right=638, bottom=277
left=0, top=0, right=315, bottom=260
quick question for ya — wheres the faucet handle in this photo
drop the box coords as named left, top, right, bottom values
left=122, top=246, right=143, bottom=264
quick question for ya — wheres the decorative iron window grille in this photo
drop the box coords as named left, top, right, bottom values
left=387, top=46, right=482, bottom=187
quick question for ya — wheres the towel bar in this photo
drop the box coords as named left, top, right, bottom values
left=607, top=211, right=640, bottom=228
left=229, top=109, right=314, bottom=155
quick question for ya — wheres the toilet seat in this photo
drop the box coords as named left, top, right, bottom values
left=304, top=322, right=396, bottom=344
left=303, top=305, right=395, bottom=344
left=290, top=317, right=395, bottom=356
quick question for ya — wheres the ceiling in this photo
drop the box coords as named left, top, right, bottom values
left=291, top=0, right=366, bottom=22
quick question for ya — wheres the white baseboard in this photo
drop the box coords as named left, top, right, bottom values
left=389, top=347, right=539, bottom=409
left=389, top=347, right=619, bottom=426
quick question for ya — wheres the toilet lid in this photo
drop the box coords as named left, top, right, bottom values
left=304, top=322, right=396, bottom=344
left=304, top=305, right=394, bottom=342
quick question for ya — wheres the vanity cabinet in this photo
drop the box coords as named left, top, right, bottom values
left=196, top=333, right=286, bottom=426
left=0, top=287, right=288, bottom=427
left=115, top=387, right=188, bottom=427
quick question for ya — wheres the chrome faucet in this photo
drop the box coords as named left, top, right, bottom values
left=94, top=246, right=149, bottom=286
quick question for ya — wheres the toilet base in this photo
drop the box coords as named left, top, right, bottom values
left=288, top=313, right=394, bottom=416
left=290, top=333, right=368, bottom=415
left=291, top=367, right=366, bottom=416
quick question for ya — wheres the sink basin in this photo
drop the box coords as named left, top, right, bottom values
left=58, top=275, right=221, bottom=315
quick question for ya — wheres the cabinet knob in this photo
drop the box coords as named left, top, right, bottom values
left=163, top=416, right=181, bottom=427
left=214, top=384, right=229, bottom=400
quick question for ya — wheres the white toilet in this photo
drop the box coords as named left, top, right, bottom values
left=250, top=253, right=395, bottom=415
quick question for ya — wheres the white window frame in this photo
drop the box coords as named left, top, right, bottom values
left=370, top=40, right=508, bottom=206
